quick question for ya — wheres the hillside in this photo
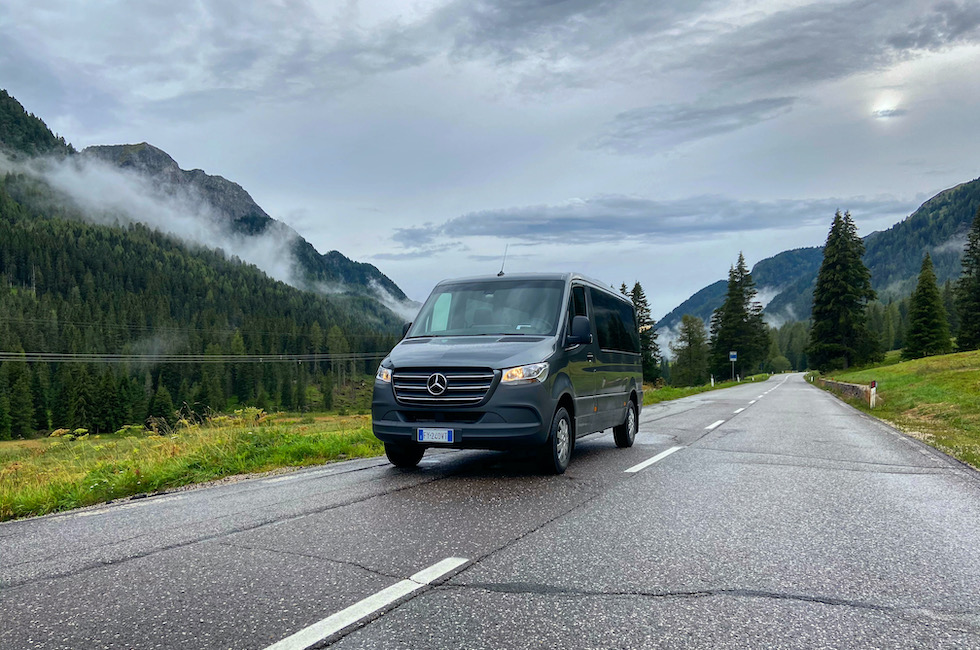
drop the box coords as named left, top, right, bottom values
left=658, top=178, right=980, bottom=333
left=0, top=88, right=405, bottom=438
left=0, top=89, right=409, bottom=307
left=0, top=174, right=400, bottom=436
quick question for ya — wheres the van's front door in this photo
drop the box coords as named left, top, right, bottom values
left=565, top=284, right=597, bottom=435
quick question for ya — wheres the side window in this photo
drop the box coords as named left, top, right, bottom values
left=590, top=290, right=640, bottom=352
left=567, top=285, right=587, bottom=332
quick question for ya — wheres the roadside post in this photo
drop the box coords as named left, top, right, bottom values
left=729, top=351, right=737, bottom=381
left=870, top=380, right=877, bottom=409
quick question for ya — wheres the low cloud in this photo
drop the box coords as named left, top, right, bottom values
left=1, top=152, right=300, bottom=285
left=390, top=194, right=918, bottom=252
left=592, top=97, right=797, bottom=153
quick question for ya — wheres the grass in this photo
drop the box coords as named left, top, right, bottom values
left=0, top=410, right=382, bottom=522
left=823, top=349, right=980, bottom=469
left=643, top=373, right=771, bottom=406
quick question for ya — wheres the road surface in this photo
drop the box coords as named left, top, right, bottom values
left=2, top=373, right=979, bottom=649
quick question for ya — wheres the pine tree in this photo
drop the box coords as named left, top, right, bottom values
left=807, top=210, right=881, bottom=370
left=148, top=384, right=175, bottom=426
left=708, top=253, right=768, bottom=378
left=903, top=254, right=951, bottom=359
left=670, top=315, right=710, bottom=387
left=956, top=205, right=980, bottom=350
left=630, top=282, right=661, bottom=381
left=942, top=280, right=959, bottom=338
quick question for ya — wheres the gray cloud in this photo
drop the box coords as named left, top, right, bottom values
left=591, top=97, right=797, bottom=153
left=888, top=1, right=980, bottom=49
left=392, top=194, right=919, bottom=250
left=873, top=107, right=909, bottom=119
left=682, top=0, right=980, bottom=89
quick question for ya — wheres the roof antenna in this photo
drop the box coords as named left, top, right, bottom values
left=497, top=244, right=509, bottom=277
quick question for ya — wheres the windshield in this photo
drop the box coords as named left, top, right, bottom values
left=408, top=279, right=565, bottom=337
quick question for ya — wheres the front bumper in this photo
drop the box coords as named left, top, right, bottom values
left=372, top=377, right=553, bottom=449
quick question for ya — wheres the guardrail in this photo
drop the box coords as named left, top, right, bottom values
left=813, top=377, right=877, bottom=408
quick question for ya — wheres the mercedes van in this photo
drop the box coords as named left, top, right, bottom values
left=372, top=273, right=643, bottom=473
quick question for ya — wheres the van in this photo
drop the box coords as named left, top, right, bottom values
left=372, top=273, right=643, bottom=473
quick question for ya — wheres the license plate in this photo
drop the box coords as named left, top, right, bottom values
left=417, top=428, right=454, bottom=443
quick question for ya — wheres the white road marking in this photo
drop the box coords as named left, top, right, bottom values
left=264, top=557, right=469, bottom=650
left=749, top=400, right=757, bottom=405
left=757, top=395, right=765, bottom=399
left=705, top=420, right=725, bottom=431
left=624, top=446, right=684, bottom=473
left=733, top=408, right=745, bottom=414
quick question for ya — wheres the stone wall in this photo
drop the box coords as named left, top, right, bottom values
left=813, top=377, right=876, bottom=408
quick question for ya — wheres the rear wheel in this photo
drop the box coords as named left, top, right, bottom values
left=613, top=399, right=637, bottom=448
left=385, top=442, right=425, bottom=468
left=542, top=407, right=572, bottom=474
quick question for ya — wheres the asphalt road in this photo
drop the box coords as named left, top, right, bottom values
left=2, top=373, right=980, bottom=649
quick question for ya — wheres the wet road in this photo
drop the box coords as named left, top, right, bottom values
left=2, top=373, right=979, bottom=649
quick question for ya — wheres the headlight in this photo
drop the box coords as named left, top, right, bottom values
left=376, top=364, right=392, bottom=383
left=501, top=362, right=549, bottom=384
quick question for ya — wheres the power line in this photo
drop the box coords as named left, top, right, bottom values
left=0, top=316, right=396, bottom=339
left=0, top=351, right=389, bottom=364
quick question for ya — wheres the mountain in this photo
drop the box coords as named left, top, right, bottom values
left=658, top=178, right=980, bottom=334
left=0, top=89, right=408, bottom=309
left=0, top=88, right=404, bottom=434
left=81, top=143, right=409, bottom=303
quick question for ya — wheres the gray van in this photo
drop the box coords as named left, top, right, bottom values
left=372, top=273, right=643, bottom=473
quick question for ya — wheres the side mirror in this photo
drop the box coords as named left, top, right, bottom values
left=402, top=322, right=413, bottom=338
left=566, top=315, right=592, bottom=346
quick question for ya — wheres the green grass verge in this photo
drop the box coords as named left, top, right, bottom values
left=643, top=373, right=772, bottom=406
left=823, top=349, right=980, bottom=469
left=0, top=412, right=382, bottom=521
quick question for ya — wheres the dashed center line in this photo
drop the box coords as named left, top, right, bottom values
left=705, top=419, right=725, bottom=431
left=624, top=446, right=684, bottom=473
left=264, top=557, right=469, bottom=650
left=749, top=400, right=757, bottom=405
left=733, top=408, right=745, bottom=414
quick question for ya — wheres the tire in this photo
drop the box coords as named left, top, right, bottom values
left=542, top=407, right=572, bottom=474
left=385, top=442, right=425, bottom=468
left=613, top=399, right=637, bottom=448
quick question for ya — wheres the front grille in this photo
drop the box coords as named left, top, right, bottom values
left=392, top=368, right=496, bottom=407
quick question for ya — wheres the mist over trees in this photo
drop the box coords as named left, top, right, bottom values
left=0, top=176, right=399, bottom=439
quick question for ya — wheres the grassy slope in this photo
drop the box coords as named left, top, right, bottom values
left=825, top=350, right=980, bottom=469
left=0, top=411, right=381, bottom=521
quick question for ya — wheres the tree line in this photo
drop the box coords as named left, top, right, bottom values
left=666, top=204, right=980, bottom=384
left=0, top=175, right=400, bottom=439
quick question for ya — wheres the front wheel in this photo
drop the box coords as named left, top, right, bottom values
left=542, top=407, right=572, bottom=474
left=613, top=400, right=637, bottom=448
left=385, top=442, right=425, bottom=468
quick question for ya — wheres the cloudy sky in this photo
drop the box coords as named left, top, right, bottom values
left=2, top=0, right=979, bottom=317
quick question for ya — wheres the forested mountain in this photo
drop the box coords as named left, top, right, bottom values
left=82, top=143, right=408, bottom=302
left=0, top=90, right=73, bottom=158
left=659, top=178, right=980, bottom=334
left=0, top=88, right=403, bottom=437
